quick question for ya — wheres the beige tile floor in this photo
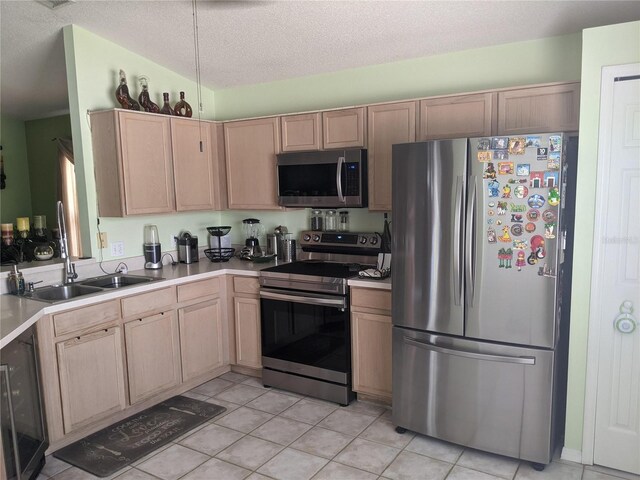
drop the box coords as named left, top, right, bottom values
left=37, top=372, right=639, bottom=480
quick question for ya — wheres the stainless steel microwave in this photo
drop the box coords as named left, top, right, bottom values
left=276, top=149, right=368, bottom=208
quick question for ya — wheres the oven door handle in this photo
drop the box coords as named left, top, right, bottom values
left=260, top=289, right=347, bottom=309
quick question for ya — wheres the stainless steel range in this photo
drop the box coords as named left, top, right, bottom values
left=259, top=231, right=381, bottom=405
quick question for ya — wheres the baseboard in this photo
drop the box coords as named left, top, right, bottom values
left=561, top=447, right=583, bottom=464
left=356, top=392, right=391, bottom=407
left=231, top=364, right=262, bottom=378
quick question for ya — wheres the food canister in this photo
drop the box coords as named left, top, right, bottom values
left=339, top=211, right=349, bottom=232
left=310, top=210, right=323, bottom=231
left=283, top=236, right=297, bottom=262
left=266, top=233, right=279, bottom=257
left=325, top=210, right=337, bottom=231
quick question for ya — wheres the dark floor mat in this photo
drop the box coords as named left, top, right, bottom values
left=54, top=395, right=225, bottom=477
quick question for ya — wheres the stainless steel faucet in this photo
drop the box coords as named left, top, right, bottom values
left=57, top=201, right=78, bottom=284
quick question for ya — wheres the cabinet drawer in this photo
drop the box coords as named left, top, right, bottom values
left=53, top=300, right=120, bottom=337
left=233, top=276, right=260, bottom=296
left=177, top=277, right=221, bottom=303
left=351, top=288, right=391, bottom=313
left=121, top=287, right=177, bottom=318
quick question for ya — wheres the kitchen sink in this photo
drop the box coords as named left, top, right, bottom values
left=25, top=284, right=105, bottom=303
left=23, top=274, right=163, bottom=303
left=79, top=273, right=160, bottom=289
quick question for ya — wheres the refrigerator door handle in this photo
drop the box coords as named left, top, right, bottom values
left=453, top=175, right=464, bottom=306
left=403, top=336, right=536, bottom=365
left=465, top=175, right=477, bottom=307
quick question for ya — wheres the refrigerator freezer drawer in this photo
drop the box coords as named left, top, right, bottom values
left=392, top=327, right=555, bottom=464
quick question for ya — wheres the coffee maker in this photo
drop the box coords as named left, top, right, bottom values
left=242, top=218, right=264, bottom=257
left=177, top=231, right=198, bottom=264
left=143, top=224, right=162, bottom=269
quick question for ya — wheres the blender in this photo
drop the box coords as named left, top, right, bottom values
left=242, top=218, right=264, bottom=258
left=143, top=224, right=162, bottom=269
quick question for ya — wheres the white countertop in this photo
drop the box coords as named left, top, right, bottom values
left=1, top=258, right=390, bottom=349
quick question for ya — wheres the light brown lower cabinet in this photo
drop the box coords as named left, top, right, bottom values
left=56, top=327, right=127, bottom=433
left=351, top=287, right=392, bottom=402
left=35, top=276, right=254, bottom=450
left=233, top=296, right=262, bottom=369
left=179, top=298, right=225, bottom=381
left=230, top=275, right=262, bottom=370
left=124, top=311, right=181, bottom=404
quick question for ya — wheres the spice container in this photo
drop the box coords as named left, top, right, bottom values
left=339, top=211, right=349, bottom=232
left=325, top=210, right=337, bottom=231
left=310, top=210, right=323, bottom=231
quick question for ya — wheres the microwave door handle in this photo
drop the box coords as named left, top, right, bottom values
left=336, top=155, right=346, bottom=203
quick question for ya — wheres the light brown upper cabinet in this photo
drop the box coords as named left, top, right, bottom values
left=91, top=110, right=175, bottom=216
left=224, top=117, right=281, bottom=210
left=171, top=119, right=227, bottom=211
left=281, top=113, right=322, bottom=152
left=322, top=107, right=366, bottom=149
left=367, top=102, right=417, bottom=211
left=90, top=110, right=226, bottom=216
left=419, top=93, right=496, bottom=141
left=497, top=83, right=580, bottom=135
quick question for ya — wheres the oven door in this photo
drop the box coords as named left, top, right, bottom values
left=260, top=288, right=351, bottom=384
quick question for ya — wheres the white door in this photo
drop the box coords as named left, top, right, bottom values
left=592, top=65, right=640, bottom=474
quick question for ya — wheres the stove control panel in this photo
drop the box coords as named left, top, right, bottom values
left=300, top=231, right=382, bottom=253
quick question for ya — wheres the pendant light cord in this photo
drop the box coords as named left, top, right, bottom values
left=192, top=0, right=204, bottom=152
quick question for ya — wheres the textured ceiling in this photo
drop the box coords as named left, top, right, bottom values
left=2, top=0, right=640, bottom=120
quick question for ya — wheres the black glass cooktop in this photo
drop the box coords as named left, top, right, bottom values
left=262, top=261, right=369, bottom=279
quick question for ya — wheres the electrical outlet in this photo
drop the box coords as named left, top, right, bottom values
left=169, top=234, right=177, bottom=248
left=97, top=232, right=107, bottom=249
left=110, top=241, right=124, bottom=257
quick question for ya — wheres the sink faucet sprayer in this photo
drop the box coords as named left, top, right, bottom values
left=57, top=201, right=77, bottom=284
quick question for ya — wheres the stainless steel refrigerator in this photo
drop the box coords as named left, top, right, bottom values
left=391, top=134, right=575, bottom=466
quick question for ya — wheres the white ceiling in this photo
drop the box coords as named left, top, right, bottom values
left=2, top=0, right=640, bottom=120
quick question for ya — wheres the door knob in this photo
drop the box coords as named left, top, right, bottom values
left=614, top=300, right=637, bottom=334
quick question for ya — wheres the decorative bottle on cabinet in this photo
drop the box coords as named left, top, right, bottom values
left=174, top=92, right=193, bottom=117
left=137, top=76, right=160, bottom=113
left=115, top=70, right=141, bottom=111
left=160, top=93, right=175, bottom=115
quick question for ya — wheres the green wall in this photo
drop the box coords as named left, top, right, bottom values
left=0, top=115, right=32, bottom=224
left=63, top=25, right=220, bottom=259
left=215, top=32, right=583, bottom=242
left=563, top=20, right=640, bottom=453
left=214, top=33, right=583, bottom=120
left=64, top=27, right=583, bottom=257
left=24, top=114, right=73, bottom=229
